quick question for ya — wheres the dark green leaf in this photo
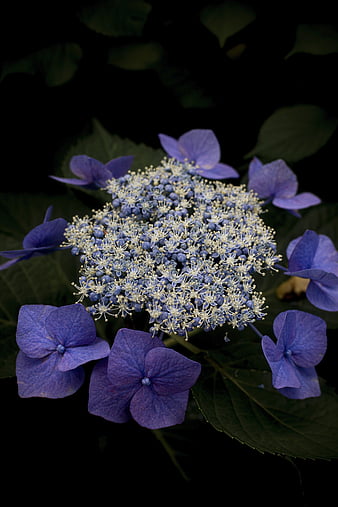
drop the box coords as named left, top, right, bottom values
left=107, top=42, right=163, bottom=70
left=286, top=24, right=338, bottom=58
left=78, top=0, right=151, bottom=37
left=200, top=1, right=256, bottom=47
left=245, top=104, right=338, bottom=163
left=1, top=43, right=82, bottom=86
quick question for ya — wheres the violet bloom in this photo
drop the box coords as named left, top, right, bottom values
left=0, top=206, right=67, bottom=271
left=248, top=157, right=320, bottom=215
left=285, top=229, right=338, bottom=311
left=88, top=328, right=201, bottom=429
left=16, top=303, right=110, bottom=398
left=50, top=154, right=134, bottom=189
left=261, top=310, right=327, bottom=399
left=158, top=129, right=239, bottom=180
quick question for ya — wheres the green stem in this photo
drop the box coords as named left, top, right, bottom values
left=164, top=334, right=202, bottom=354
left=152, top=429, right=190, bottom=482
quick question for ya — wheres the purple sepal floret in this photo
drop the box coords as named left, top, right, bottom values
left=16, top=303, right=110, bottom=398
left=158, top=129, right=239, bottom=180
left=88, top=328, right=201, bottom=429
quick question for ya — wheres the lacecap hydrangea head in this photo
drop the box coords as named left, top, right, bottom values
left=64, top=159, right=281, bottom=336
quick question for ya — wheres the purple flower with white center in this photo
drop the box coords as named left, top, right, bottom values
left=261, top=310, right=327, bottom=399
left=0, top=206, right=67, bottom=271
left=88, top=328, right=201, bottom=429
left=158, top=129, right=239, bottom=180
left=50, top=154, right=134, bottom=189
left=16, top=303, right=110, bottom=398
left=285, top=229, right=338, bottom=311
left=248, top=157, right=321, bottom=215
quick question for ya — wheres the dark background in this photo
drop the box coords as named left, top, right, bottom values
left=1, top=1, right=338, bottom=505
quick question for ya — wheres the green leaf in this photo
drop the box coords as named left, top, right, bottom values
left=286, top=24, right=338, bottom=58
left=193, top=345, right=338, bottom=458
left=59, top=119, right=164, bottom=179
left=107, top=42, right=163, bottom=70
left=245, top=104, right=338, bottom=163
left=78, top=0, right=151, bottom=37
left=1, top=43, right=82, bottom=86
left=200, top=1, right=256, bottom=47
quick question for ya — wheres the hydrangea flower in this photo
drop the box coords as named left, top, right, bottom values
left=16, top=303, right=110, bottom=398
left=50, top=154, right=134, bottom=189
left=0, top=206, right=67, bottom=271
left=88, top=328, right=201, bottom=429
left=261, top=310, right=327, bottom=399
left=285, top=229, right=338, bottom=311
left=64, top=159, right=281, bottom=335
left=158, top=129, right=239, bottom=179
left=248, top=157, right=321, bottom=215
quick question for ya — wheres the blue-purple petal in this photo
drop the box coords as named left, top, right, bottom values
left=312, top=235, right=338, bottom=274
left=306, top=276, right=338, bottom=311
left=105, top=155, right=134, bottom=179
left=196, top=162, right=239, bottom=180
left=58, top=337, right=110, bottom=372
left=158, top=133, right=185, bottom=160
left=273, top=192, right=321, bottom=210
left=145, top=347, right=201, bottom=395
left=45, top=304, right=97, bottom=348
left=88, top=358, right=132, bottom=423
left=248, top=157, right=263, bottom=178
left=107, top=328, right=164, bottom=384
left=49, top=175, right=92, bottom=186
left=130, top=387, right=189, bottom=429
left=16, top=304, right=57, bottom=358
left=70, top=155, right=105, bottom=180
left=278, top=367, right=321, bottom=399
left=287, top=229, right=319, bottom=272
left=22, top=218, right=67, bottom=249
left=179, top=129, right=220, bottom=168
left=248, top=159, right=298, bottom=199
left=16, top=351, right=85, bottom=398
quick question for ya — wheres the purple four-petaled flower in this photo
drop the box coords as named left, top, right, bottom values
left=16, top=303, right=110, bottom=398
left=285, top=229, right=338, bottom=311
left=261, top=310, right=327, bottom=399
left=0, top=206, right=67, bottom=271
left=158, top=129, right=239, bottom=180
left=248, top=157, right=321, bottom=215
left=88, top=328, right=201, bottom=429
left=50, top=154, right=134, bottom=189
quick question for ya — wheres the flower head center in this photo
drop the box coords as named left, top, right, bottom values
left=141, top=376, right=151, bottom=386
left=56, top=343, right=66, bottom=354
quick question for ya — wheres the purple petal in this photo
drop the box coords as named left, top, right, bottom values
left=23, top=218, right=67, bottom=249
left=179, top=129, right=220, bottom=168
left=16, top=351, right=84, bottom=398
left=144, top=347, right=201, bottom=395
left=88, top=358, right=132, bottom=423
left=273, top=192, right=321, bottom=210
left=0, top=257, right=23, bottom=270
left=158, top=134, right=184, bottom=161
left=45, top=304, right=96, bottom=347
left=261, top=335, right=301, bottom=389
left=107, top=328, right=164, bottom=384
left=105, top=155, right=134, bottom=179
left=287, top=230, right=319, bottom=271
left=43, top=205, right=54, bottom=223
left=49, top=175, right=91, bottom=186
left=248, top=159, right=298, bottom=199
left=307, top=276, right=338, bottom=311
left=16, top=304, right=57, bottom=357
left=248, top=157, right=263, bottom=178
left=196, top=162, right=239, bottom=180
left=278, top=367, right=321, bottom=399
left=70, top=155, right=105, bottom=180
left=280, top=311, right=327, bottom=367
left=312, top=234, right=338, bottom=274
left=58, top=337, right=110, bottom=372
left=130, top=387, right=190, bottom=429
